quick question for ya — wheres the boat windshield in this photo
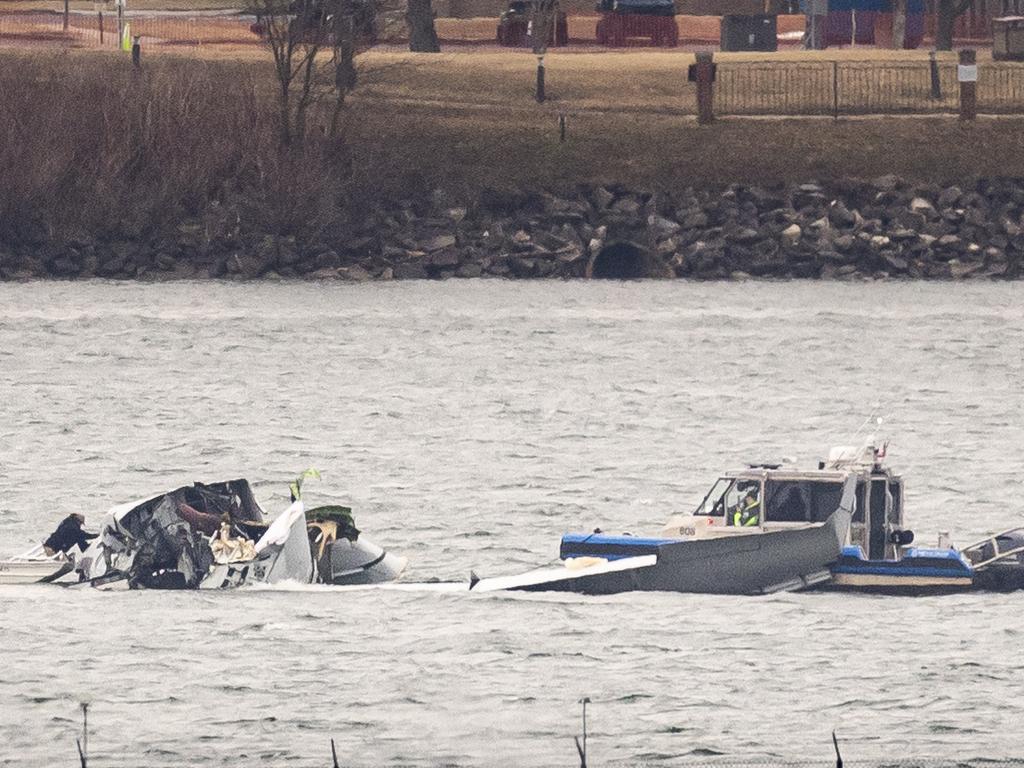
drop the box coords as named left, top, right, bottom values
left=694, top=478, right=735, bottom=517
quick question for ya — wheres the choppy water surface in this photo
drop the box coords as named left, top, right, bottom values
left=1, top=280, right=1023, bottom=768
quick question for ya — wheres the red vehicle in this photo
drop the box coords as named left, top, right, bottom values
left=594, top=0, right=678, bottom=46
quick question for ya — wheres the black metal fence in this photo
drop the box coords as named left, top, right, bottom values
left=713, top=58, right=1024, bottom=116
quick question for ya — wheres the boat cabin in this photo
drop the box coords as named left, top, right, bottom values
left=661, top=444, right=910, bottom=561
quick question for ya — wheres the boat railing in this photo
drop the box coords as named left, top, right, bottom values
left=958, top=526, right=1024, bottom=569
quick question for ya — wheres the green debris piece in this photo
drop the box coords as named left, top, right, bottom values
left=289, top=467, right=322, bottom=501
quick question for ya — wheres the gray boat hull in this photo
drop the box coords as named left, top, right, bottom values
left=478, top=475, right=855, bottom=596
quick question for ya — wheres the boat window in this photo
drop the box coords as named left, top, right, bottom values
left=694, top=478, right=734, bottom=517
left=808, top=482, right=844, bottom=523
left=764, top=480, right=846, bottom=523
left=765, top=481, right=810, bottom=522
left=853, top=480, right=868, bottom=523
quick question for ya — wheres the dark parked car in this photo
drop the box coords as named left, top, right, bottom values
left=594, top=0, right=678, bottom=46
left=496, top=0, right=569, bottom=46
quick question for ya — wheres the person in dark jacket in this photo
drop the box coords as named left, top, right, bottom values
left=43, top=513, right=98, bottom=555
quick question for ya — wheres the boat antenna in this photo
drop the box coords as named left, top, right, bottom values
left=850, top=405, right=883, bottom=441
left=330, top=737, right=340, bottom=768
left=832, top=730, right=843, bottom=768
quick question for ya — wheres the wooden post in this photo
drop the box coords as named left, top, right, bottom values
left=98, top=10, right=104, bottom=44
left=958, top=48, right=977, bottom=120
left=63, top=0, right=69, bottom=31
left=695, top=50, right=714, bottom=124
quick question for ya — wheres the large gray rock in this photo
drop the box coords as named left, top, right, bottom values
left=394, top=261, right=428, bottom=279
left=420, top=234, right=457, bottom=253
left=910, top=197, right=938, bottom=219
left=938, top=186, right=963, bottom=209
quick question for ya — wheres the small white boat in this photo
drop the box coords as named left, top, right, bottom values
left=0, top=544, right=75, bottom=585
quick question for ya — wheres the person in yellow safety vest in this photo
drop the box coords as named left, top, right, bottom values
left=732, top=489, right=760, bottom=527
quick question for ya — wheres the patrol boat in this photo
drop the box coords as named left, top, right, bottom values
left=558, top=440, right=981, bottom=596
left=473, top=439, right=1024, bottom=596
left=470, top=474, right=857, bottom=596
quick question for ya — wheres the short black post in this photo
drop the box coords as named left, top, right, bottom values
left=958, top=48, right=977, bottom=120
left=558, top=112, right=566, bottom=141
left=63, top=0, right=69, bottom=31
left=694, top=51, right=714, bottom=124
left=929, top=50, right=942, bottom=99
left=132, top=34, right=141, bottom=67
left=536, top=55, right=546, bottom=103
left=98, top=10, right=104, bottom=44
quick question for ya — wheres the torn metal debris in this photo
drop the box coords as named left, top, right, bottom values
left=6, top=478, right=405, bottom=590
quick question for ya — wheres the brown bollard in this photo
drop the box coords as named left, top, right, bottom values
left=958, top=49, right=977, bottom=121
left=695, top=51, right=715, bottom=124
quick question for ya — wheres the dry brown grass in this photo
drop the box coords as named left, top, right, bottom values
left=349, top=97, right=1024, bottom=196
left=352, top=48, right=975, bottom=118
left=347, top=48, right=1024, bottom=194
left=0, top=51, right=351, bottom=246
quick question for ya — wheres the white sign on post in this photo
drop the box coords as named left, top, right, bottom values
left=958, top=64, right=978, bottom=82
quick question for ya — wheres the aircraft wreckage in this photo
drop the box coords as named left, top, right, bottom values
left=1, top=475, right=406, bottom=590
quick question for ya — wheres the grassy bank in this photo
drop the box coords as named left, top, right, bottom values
left=2, top=47, right=1024, bottom=250
left=351, top=49, right=1024, bottom=194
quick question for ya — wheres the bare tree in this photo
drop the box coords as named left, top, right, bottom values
left=406, top=0, right=440, bottom=51
left=249, top=0, right=369, bottom=146
left=530, top=0, right=557, bottom=101
left=530, top=0, right=557, bottom=55
left=892, top=0, right=906, bottom=48
left=935, top=0, right=972, bottom=50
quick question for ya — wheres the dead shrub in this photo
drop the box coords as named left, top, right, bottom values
left=0, top=52, right=353, bottom=248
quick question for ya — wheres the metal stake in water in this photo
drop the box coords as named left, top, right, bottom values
left=574, top=697, right=590, bottom=768
left=76, top=702, right=89, bottom=768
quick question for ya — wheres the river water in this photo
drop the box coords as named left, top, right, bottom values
left=1, top=280, right=1023, bottom=768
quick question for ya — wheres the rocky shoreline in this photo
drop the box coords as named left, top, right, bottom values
left=3, top=175, right=1024, bottom=281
